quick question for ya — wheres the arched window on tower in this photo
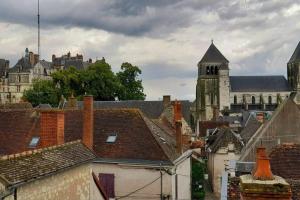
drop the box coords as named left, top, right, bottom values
left=215, top=66, right=218, bottom=75
left=210, top=66, right=214, bottom=75
left=234, top=95, right=237, bottom=104
left=206, top=66, right=210, bottom=75
left=268, top=96, right=272, bottom=104
left=252, top=96, right=256, bottom=104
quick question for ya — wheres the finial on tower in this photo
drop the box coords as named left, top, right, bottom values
left=211, top=39, right=214, bottom=44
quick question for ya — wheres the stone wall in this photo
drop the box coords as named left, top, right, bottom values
left=4, top=163, right=96, bottom=200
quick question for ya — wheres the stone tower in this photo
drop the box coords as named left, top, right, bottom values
left=195, top=42, right=230, bottom=121
left=287, top=41, right=300, bottom=91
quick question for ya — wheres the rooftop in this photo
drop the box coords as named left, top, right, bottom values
left=199, top=42, right=229, bottom=64
left=230, top=76, right=291, bottom=92
left=0, top=140, right=95, bottom=187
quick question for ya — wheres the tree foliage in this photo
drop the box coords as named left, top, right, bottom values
left=23, top=58, right=146, bottom=106
left=23, top=79, right=59, bottom=107
left=117, top=62, right=146, bottom=100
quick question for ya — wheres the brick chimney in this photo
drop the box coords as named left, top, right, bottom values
left=174, top=100, right=182, bottom=154
left=163, top=95, right=171, bottom=108
left=83, top=95, right=94, bottom=150
left=239, top=147, right=292, bottom=200
left=40, top=110, right=65, bottom=148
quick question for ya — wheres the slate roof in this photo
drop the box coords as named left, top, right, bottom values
left=65, top=60, right=90, bottom=70
left=289, top=41, right=300, bottom=63
left=8, top=57, right=33, bottom=73
left=69, top=100, right=192, bottom=123
left=199, top=43, right=229, bottom=63
left=269, top=144, right=300, bottom=180
left=0, top=141, right=95, bottom=187
left=230, top=76, right=291, bottom=92
left=206, top=128, right=244, bottom=153
left=240, top=116, right=261, bottom=144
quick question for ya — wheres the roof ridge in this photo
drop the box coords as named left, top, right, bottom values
left=0, top=140, right=82, bottom=161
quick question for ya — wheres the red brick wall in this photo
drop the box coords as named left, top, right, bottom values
left=83, top=96, right=94, bottom=149
left=40, top=110, right=64, bottom=148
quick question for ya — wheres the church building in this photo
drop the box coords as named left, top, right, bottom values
left=192, top=41, right=300, bottom=122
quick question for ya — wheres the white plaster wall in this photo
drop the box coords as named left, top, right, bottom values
left=208, top=149, right=240, bottom=198
left=92, top=163, right=172, bottom=200
left=172, top=157, right=191, bottom=200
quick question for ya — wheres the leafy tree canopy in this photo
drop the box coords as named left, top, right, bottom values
left=117, top=62, right=146, bottom=100
left=23, top=58, right=146, bottom=106
left=23, top=79, right=59, bottom=107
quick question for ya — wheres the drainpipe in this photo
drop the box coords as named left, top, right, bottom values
left=160, top=162, right=163, bottom=200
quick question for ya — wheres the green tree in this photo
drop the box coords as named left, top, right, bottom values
left=117, top=62, right=146, bottom=100
left=23, top=79, right=59, bottom=107
left=81, top=58, right=121, bottom=100
left=51, top=66, right=81, bottom=98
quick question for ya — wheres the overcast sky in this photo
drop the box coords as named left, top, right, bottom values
left=0, top=0, right=300, bottom=100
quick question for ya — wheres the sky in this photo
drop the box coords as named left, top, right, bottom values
left=0, top=0, right=300, bottom=100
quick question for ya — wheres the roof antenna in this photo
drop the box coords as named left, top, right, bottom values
left=37, top=0, right=41, bottom=60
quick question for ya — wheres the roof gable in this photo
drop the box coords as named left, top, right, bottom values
left=289, top=41, right=300, bottom=63
left=199, top=43, right=229, bottom=64
left=230, top=76, right=291, bottom=92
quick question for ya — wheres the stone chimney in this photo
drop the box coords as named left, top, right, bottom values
left=174, top=100, right=182, bottom=154
left=163, top=95, right=171, bottom=108
left=40, top=110, right=65, bottom=148
left=239, top=147, right=292, bottom=200
left=83, top=95, right=94, bottom=150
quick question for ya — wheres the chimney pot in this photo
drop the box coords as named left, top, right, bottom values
left=252, top=147, right=274, bottom=180
left=83, top=95, right=94, bottom=150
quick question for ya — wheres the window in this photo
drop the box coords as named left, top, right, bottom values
left=268, top=96, right=272, bottom=104
left=252, top=96, right=255, bottom=104
left=214, top=66, right=218, bottom=75
left=99, top=173, right=115, bottom=198
left=234, top=95, right=237, bottom=104
left=29, top=136, right=40, bottom=148
left=106, top=133, right=117, bottom=143
left=210, top=66, right=214, bottom=74
left=206, top=66, right=210, bottom=75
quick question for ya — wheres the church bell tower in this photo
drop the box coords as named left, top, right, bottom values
left=195, top=41, right=230, bottom=121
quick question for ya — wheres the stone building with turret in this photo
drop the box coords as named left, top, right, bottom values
left=191, top=41, right=300, bottom=123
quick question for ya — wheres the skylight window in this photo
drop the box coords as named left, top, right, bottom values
left=29, top=136, right=40, bottom=148
left=106, top=134, right=117, bottom=143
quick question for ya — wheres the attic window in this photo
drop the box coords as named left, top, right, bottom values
left=29, top=136, right=40, bottom=148
left=106, top=134, right=117, bottom=143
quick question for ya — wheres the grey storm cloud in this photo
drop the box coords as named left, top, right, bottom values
left=0, top=0, right=300, bottom=100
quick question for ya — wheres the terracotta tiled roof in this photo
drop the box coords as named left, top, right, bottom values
left=0, top=108, right=172, bottom=163
left=0, top=141, right=95, bottom=187
left=0, top=110, right=40, bottom=156
left=64, top=109, right=171, bottom=162
left=269, top=144, right=300, bottom=180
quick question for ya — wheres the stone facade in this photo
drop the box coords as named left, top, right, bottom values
left=2, top=164, right=98, bottom=200
left=192, top=42, right=297, bottom=123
